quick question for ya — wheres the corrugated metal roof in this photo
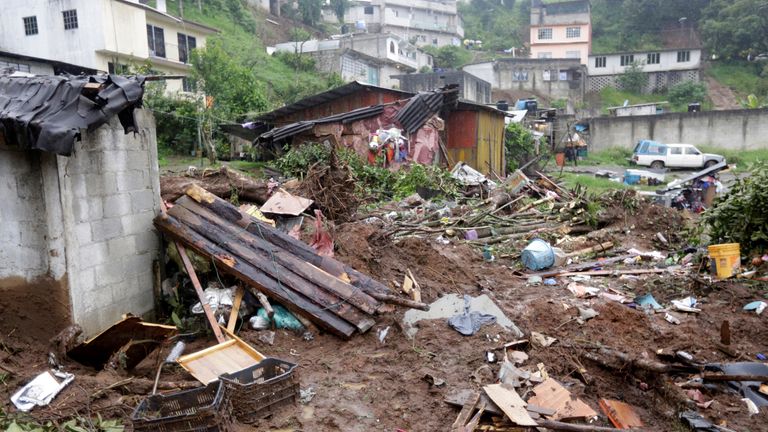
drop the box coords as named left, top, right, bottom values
left=395, top=86, right=459, bottom=134
left=259, top=104, right=385, bottom=142
left=254, top=81, right=412, bottom=123
left=0, top=74, right=145, bottom=156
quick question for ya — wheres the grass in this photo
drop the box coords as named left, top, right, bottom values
left=599, top=88, right=668, bottom=114
left=557, top=172, right=658, bottom=194
left=706, top=61, right=765, bottom=98
left=698, top=147, right=768, bottom=172
left=580, top=147, right=633, bottom=166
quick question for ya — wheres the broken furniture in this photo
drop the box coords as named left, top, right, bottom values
left=176, top=329, right=266, bottom=385
left=131, top=381, right=233, bottom=432
left=220, top=358, right=299, bottom=425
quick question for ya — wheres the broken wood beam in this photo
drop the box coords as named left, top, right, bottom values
left=173, top=198, right=382, bottom=315
left=183, top=185, right=392, bottom=295
left=365, top=291, right=429, bottom=310
left=154, top=213, right=356, bottom=339
left=166, top=204, right=375, bottom=332
left=565, top=241, right=614, bottom=257
left=176, top=242, right=226, bottom=344
left=535, top=420, right=638, bottom=432
left=226, top=286, right=244, bottom=333
left=256, top=292, right=274, bottom=320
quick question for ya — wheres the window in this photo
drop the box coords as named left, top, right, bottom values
left=594, top=56, right=606, bottom=68
left=620, top=54, right=634, bottom=66
left=107, top=62, right=129, bottom=74
left=677, top=50, right=690, bottom=62
left=543, top=70, right=553, bottom=81
left=537, top=52, right=552, bottom=59
left=389, top=41, right=395, bottom=54
left=147, top=25, right=166, bottom=58
left=23, top=16, right=38, bottom=36
left=364, top=6, right=374, bottom=14
left=538, top=28, right=553, bottom=40
left=182, top=77, right=197, bottom=92
left=178, top=33, right=197, bottom=63
left=559, top=70, right=569, bottom=81
left=432, top=38, right=438, bottom=45
left=647, top=52, right=660, bottom=64
left=685, top=147, right=701, bottom=155
left=0, top=60, right=31, bottom=73
left=670, top=147, right=682, bottom=155
left=566, top=27, right=581, bottom=38
left=512, top=70, right=528, bottom=81
left=62, top=9, right=78, bottom=30
left=566, top=51, right=580, bottom=59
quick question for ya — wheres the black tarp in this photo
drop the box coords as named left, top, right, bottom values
left=0, top=74, right=145, bottom=156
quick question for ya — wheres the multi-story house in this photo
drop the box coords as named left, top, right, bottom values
left=529, top=0, right=591, bottom=65
left=273, top=33, right=433, bottom=88
left=338, top=0, right=464, bottom=48
left=587, top=48, right=702, bottom=93
left=0, top=0, right=218, bottom=93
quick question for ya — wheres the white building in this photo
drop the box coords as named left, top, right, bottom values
left=0, top=0, right=218, bottom=93
left=337, top=0, right=464, bottom=48
left=273, top=33, right=432, bottom=88
left=587, top=48, right=702, bottom=93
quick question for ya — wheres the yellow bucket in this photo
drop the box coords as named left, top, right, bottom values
left=708, top=243, right=741, bottom=279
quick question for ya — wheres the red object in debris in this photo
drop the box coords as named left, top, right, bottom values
left=599, top=399, right=644, bottom=429
left=310, top=209, right=334, bottom=258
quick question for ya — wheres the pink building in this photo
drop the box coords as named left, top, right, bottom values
left=529, top=0, right=591, bottom=65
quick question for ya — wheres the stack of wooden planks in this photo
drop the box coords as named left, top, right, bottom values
left=154, top=185, right=427, bottom=339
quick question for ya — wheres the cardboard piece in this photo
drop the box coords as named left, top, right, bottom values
left=526, top=378, right=597, bottom=421
left=260, top=189, right=313, bottom=216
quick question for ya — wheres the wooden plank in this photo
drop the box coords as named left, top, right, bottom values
left=167, top=205, right=375, bottom=332
left=465, top=401, right=486, bottom=432
left=483, top=384, right=537, bottom=427
left=256, top=292, right=275, bottom=320
left=445, top=389, right=503, bottom=416
left=451, top=391, right=480, bottom=432
left=175, top=197, right=381, bottom=315
left=154, top=213, right=356, bottom=339
left=177, top=334, right=265, bottom=384
left=176, top=242, right=226, bottom=344
left=182, top=186, right=392, bottom=295
left=407, top=269, right=422, bottom=303
left=226, top=286, right=244, bottom=333
left=599, top=399, right=643, bottom=429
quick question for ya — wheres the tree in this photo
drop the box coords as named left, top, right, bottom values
left=504, top=123, right=535, bottom=172
left=330, top=0, right=348, bottom=23
left=617, top=62, right=648, bottom=94
left=422, top=45, right=471, bottom=69
left=298, top=0, right=322, bottom=26
left=668, top=81, right=708, bottom=107
left=702, top=0, right=768, bottom=59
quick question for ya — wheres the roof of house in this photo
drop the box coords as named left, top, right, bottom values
left=254, top=81, right=414, bottom=123
left=607, top=101, right=669, bottom=111
left=589, top=47, right=701, bottom=57
left=0, top=74, right=145, bottom=155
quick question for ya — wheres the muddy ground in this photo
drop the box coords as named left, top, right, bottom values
left=1, top=200, right=766, bottom=431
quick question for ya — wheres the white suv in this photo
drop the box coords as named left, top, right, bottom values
left=631, top=140, right=725, bottom=169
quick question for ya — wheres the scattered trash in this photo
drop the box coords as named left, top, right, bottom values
left=485, top=351, right=497, bottom=363
left=672, top=296, right=701, bottom=313
left=521, top=239, right=556, bottom=271
left=378, top=326, right=390, bottom=344
left=302, top=331, right=314, bottom=341
left=260, top=188, right=313, bottom=216
left=570, top=275, right=591, bottom=282
left=299, top=387, right=316, bottom=404
left=448, top=295, right=498, bottom=336
left=679, top=410, right=719, bottom=432
left=543, top=278, right=557, bottom=286
left=451, top=162, right=496, bottom=189
left=11, top=370, right=74, bottom=412
left=527, top=378, right=597, bottom=420
left=527, top=276, right=543, bottom=285
left=567, top=283, right=599, bottom=298
left=577, top=307, right=599, bottom=323
left=191, top=285, right=234, bottom=315
left=685, top=389, right=714, bottom=409
left=742, top=398, right=759, bottom=416
left=483, top=383, right=537, bottom=426
left=464, top=229, right=478, bottom=241
left=256, top=305, right=304, bottom=331
left=757, top=353, right=767, bottom=361
left=508, top=351, right=528, bottom=365
left=498, top=359, right=530, bottom=387
left=665, top=313, right=682, bottom=325
left=530, top=332, right=556, bottom=348
left=635, top=293, right=663, bottom=311
left=743, top=301, right=767, bottom=315
left=250, top=315, right=270, bottom=330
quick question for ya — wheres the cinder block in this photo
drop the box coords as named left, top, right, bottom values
left=94, top=261, right=126, bottom=286
left=102, top=194, right=132, bottom=218
left=0, top=220, right=21, bottom=245
left=91, top=217, right=124, bottom=242
left=72, top=199, right=91, bottom=223
left=131, top=190, right=157, bottom=213
left=16, top=247, right=46, bottom=272
left=19, top=221, right=45, bottom=247
left=122, top=253, right=152, bottom=277
left=79, top=284, right=113, bottom=314
left=100, top=150, right=129, bottom=173
left=116, top=170, right=146, bottom=192
left=78, top=267, right=96, bottom=292
left=78, top=242, right=108, bottom=269
left=15, top=176, right=42, bottom=199
left=74, top=222, right=92, bottom=244
left=133, top=230, right=159, bottom=254
left=127, top=151, right=150, bottom=170
left=69, top=173, right=89, bottom=198
left=85, top=172, right=117, bottom=196
left=107, top=236, right=136, bottom=257
left=121, top=211, right=155, bottom=235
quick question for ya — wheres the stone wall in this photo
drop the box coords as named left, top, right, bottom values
left=0, top=109, right=162, bottom=336
left=588, top=108, right=768, bottom=151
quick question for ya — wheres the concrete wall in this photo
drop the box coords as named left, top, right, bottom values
left=0, top=109, right=161, bottom=337
left=589, top=108, right=768, bottom=151
left=588, top=49, right=701, bottom=76
left=587, top=69, right=700, bottom=93
left=464, top=58, right=585, bottom=102
left=394, top=71, right=492, bottom=103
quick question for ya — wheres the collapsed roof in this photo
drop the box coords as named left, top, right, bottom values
left=0, top=74, right=145, bottom=156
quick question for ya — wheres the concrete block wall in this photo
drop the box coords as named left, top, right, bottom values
left=588, top=108, right=768, bottom=152
left=0, top=143, right=49, bottom=280
left=58, top=109, right=162, bottom=335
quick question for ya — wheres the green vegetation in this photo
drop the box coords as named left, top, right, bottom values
left=668, top=81, right=708, bottom=109
left=598, top=88, right=668, bottom=113
left=580, top=147, right=633, bottom=166
left=697, top=147, right=768, bottom=168
left=421, top=45, right=473, bottom=69
left=273, top=143, right=460, bottom=200
left=558, top=172, right=657, bottom=194
left=458, top=0, right=528, bottom=52
left=706, top=61, right=768, bottom=98
left=617, top=62, right=648, bottom=94
left=703, top=161, right=768, bottom=254
left=701, top=0, right=768, bottom=60
left=504, top=123, right=537, bottom=172
left=1, top=410, right=124, bottom=432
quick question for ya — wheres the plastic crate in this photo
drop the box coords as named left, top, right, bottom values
left=131, top=381, right=233, bottom=432
left=219, top=358, right=299, bottom=425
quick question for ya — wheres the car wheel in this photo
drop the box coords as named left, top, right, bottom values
left=650, top=161, right=664, bottom=169
left=704, top=160, right=717, bottom=168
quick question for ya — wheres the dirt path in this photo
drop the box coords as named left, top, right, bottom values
left=705, top=76, right=740, bottom=110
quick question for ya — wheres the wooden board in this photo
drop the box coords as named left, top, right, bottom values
left=526, top=378, right=597, bottom=421
left=177, top=332, right=265, bottom=384
left=483, top=384, right=537, bottom=427
left=599, top=399, right=644, bottom=429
